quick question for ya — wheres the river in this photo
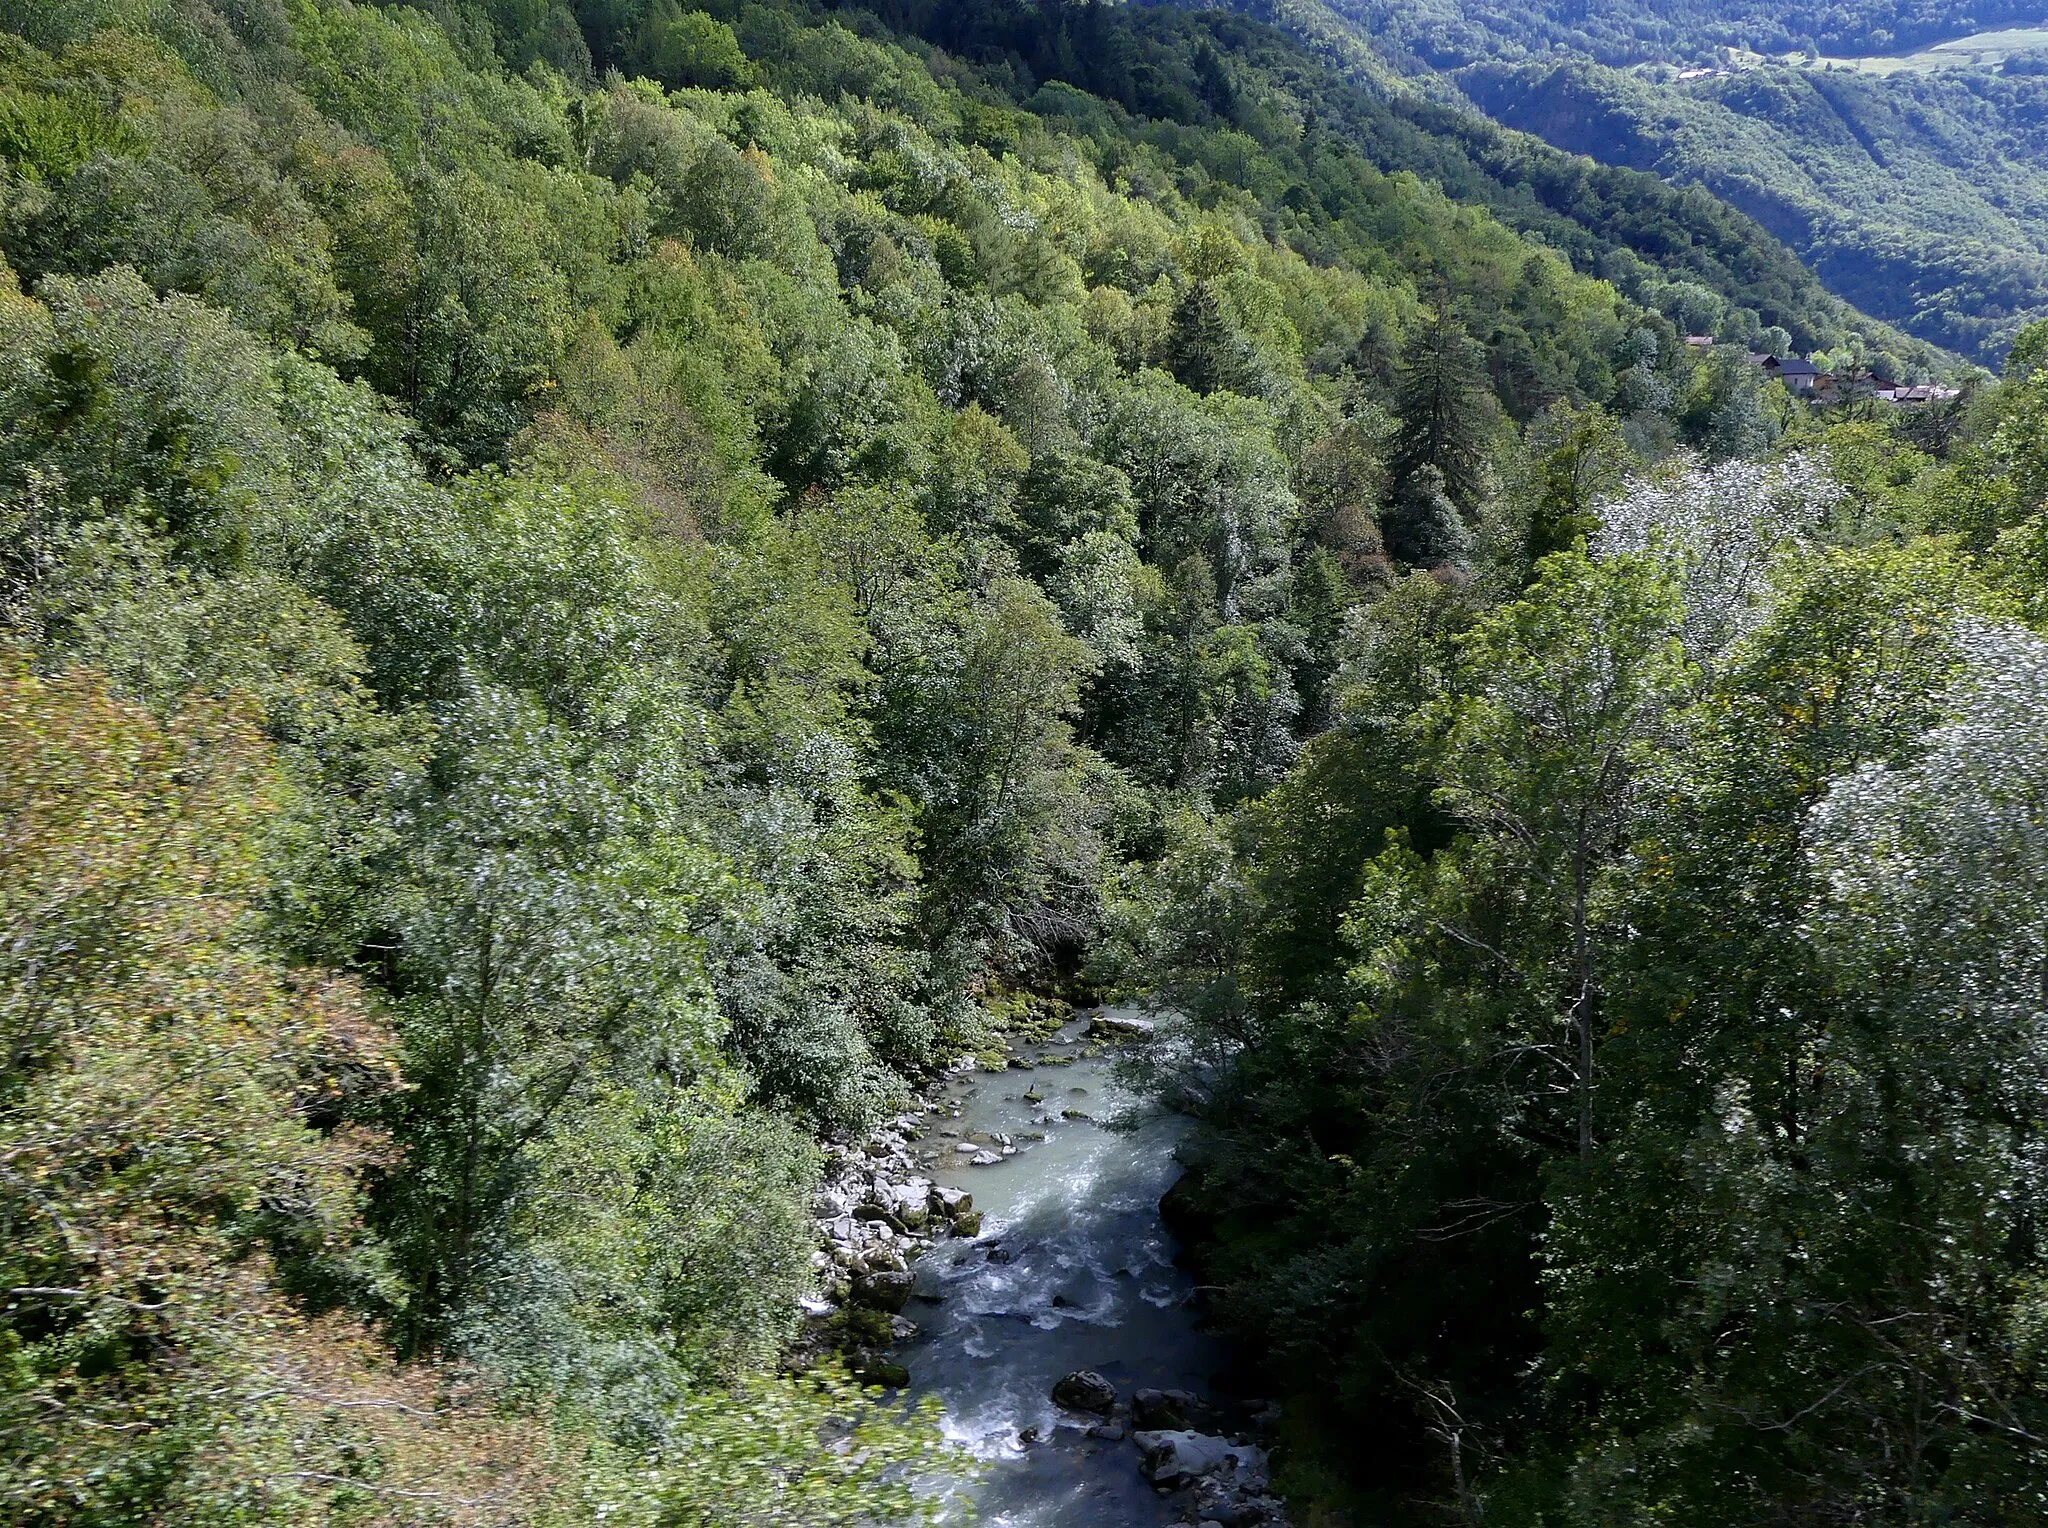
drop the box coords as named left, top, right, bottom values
left=901, top=1010, right=1227, bottom=1527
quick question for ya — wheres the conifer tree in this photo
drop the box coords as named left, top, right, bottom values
left=1166, top=279, right=1259, bottom=397
left=1390, top=303, right=1494, bottom=513
left=1382, top=463, right=1472, bottom=569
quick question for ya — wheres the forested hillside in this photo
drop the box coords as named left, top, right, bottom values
left=1279, top=0, right=2048, bottom=65
left=804, top=0, right=1942, bottom=371
left=1246, top=0, right=2048, bottom=364
left=1465, top=56, right=2048, bottom=361
left=1131, top=343, right=2048, bottom=1523
left=0, top=0, right=1911, bottom=1519
left=6, top=0, right=2045, bottom=1521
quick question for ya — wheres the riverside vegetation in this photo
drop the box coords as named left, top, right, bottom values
left=1127, top=335, right=2048, bottom=1520
left=2, top=0, right=2047, bottom=1524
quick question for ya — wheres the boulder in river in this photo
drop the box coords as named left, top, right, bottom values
left=1051, top=1369, right=1119, bottom=1414
left=853, top=1354, right=911, bottom=1388
left=853, top=1203, right=906, bottom=1232
left=851, top=1269, right=915, bottom=1312
left=886, top=1182, right=932, bottom=1227
left=1087, top=1012, right=1156, bottom=1041
left=1130, top=1430, right=1269, bottom=1490
left=1193, top=1478, right=1277, bottom=1527
left=1132, top=1387, right=1217, bottom=1432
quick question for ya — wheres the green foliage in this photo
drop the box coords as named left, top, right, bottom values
left=598, top=1365, right=950, bottom=1528
left=1140, top=388, right=2048, bottom=1521
left=635, top=1, right=752, bottom=90
left=1515, top=402, right=1634, bottom=565
left=1166, top=277, right=1264, bottom=397
left=460, top=1079, right=818, bottom=1421
left=1391, top=303, right=1497, bottom=515
left=0, top=0, right=2015, bottom=1519
left=1463, top=55, right=2048, bottom=365
left=0, top=654, right=584, bottom=1526
left=1296, top=0, right=2048, bottom=63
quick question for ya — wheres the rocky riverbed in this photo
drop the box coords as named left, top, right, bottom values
left=801, top=1008, right=1289, bottom=1527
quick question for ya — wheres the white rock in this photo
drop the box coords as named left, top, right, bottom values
left=1129, top=1431, right=1269, bottom=1490
left=1087, top=1012, right=1156, bottom=1041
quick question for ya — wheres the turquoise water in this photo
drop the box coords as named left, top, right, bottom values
left=905, top=1014, right=1223, bottom=1527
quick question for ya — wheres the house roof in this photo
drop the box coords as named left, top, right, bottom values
left=1764, top=355, right=1822, bottom=376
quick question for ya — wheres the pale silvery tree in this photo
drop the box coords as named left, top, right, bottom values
left=1800, top=618, right=2048, bottom=1463
left=1048, top=529, right=1144, bottom=671
left=1592, top=450, right=1841, bottom=665
left=1809, top=618, right=2048, bottom=1059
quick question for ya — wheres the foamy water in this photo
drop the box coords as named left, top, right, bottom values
left=904, top=1012, right=1222, bottom=1526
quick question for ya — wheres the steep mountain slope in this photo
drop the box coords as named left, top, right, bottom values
left=1273, top=0, right=2048, bottom=65
left=1238, top=0, right=2048, bottom=362
left=784, top=0, right=1939, bottom=369
left=1463, top=56, right=2048, bottom=360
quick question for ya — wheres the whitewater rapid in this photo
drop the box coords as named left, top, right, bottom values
left=904, top=1012, right=1224, bottom=1526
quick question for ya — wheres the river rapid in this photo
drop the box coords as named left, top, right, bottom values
left=901, top=1010, right=1228, bottom=1527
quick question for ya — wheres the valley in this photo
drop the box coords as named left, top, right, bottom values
left=8, top=0, right=2048, bottom=1523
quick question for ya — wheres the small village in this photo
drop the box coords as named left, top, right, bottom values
left=1683, top=334, right=1966, bottom=405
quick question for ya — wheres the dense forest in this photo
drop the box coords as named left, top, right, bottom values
left=1463, top=55, right=2048, bottom=362
left=791, top=0, right=1945, bottom=372
left=1261, top=0, right=2048, bottom=365
left=3, top=0, right=2046, bottom=1521
left=1142, top=341, right=2048, bottom=1523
